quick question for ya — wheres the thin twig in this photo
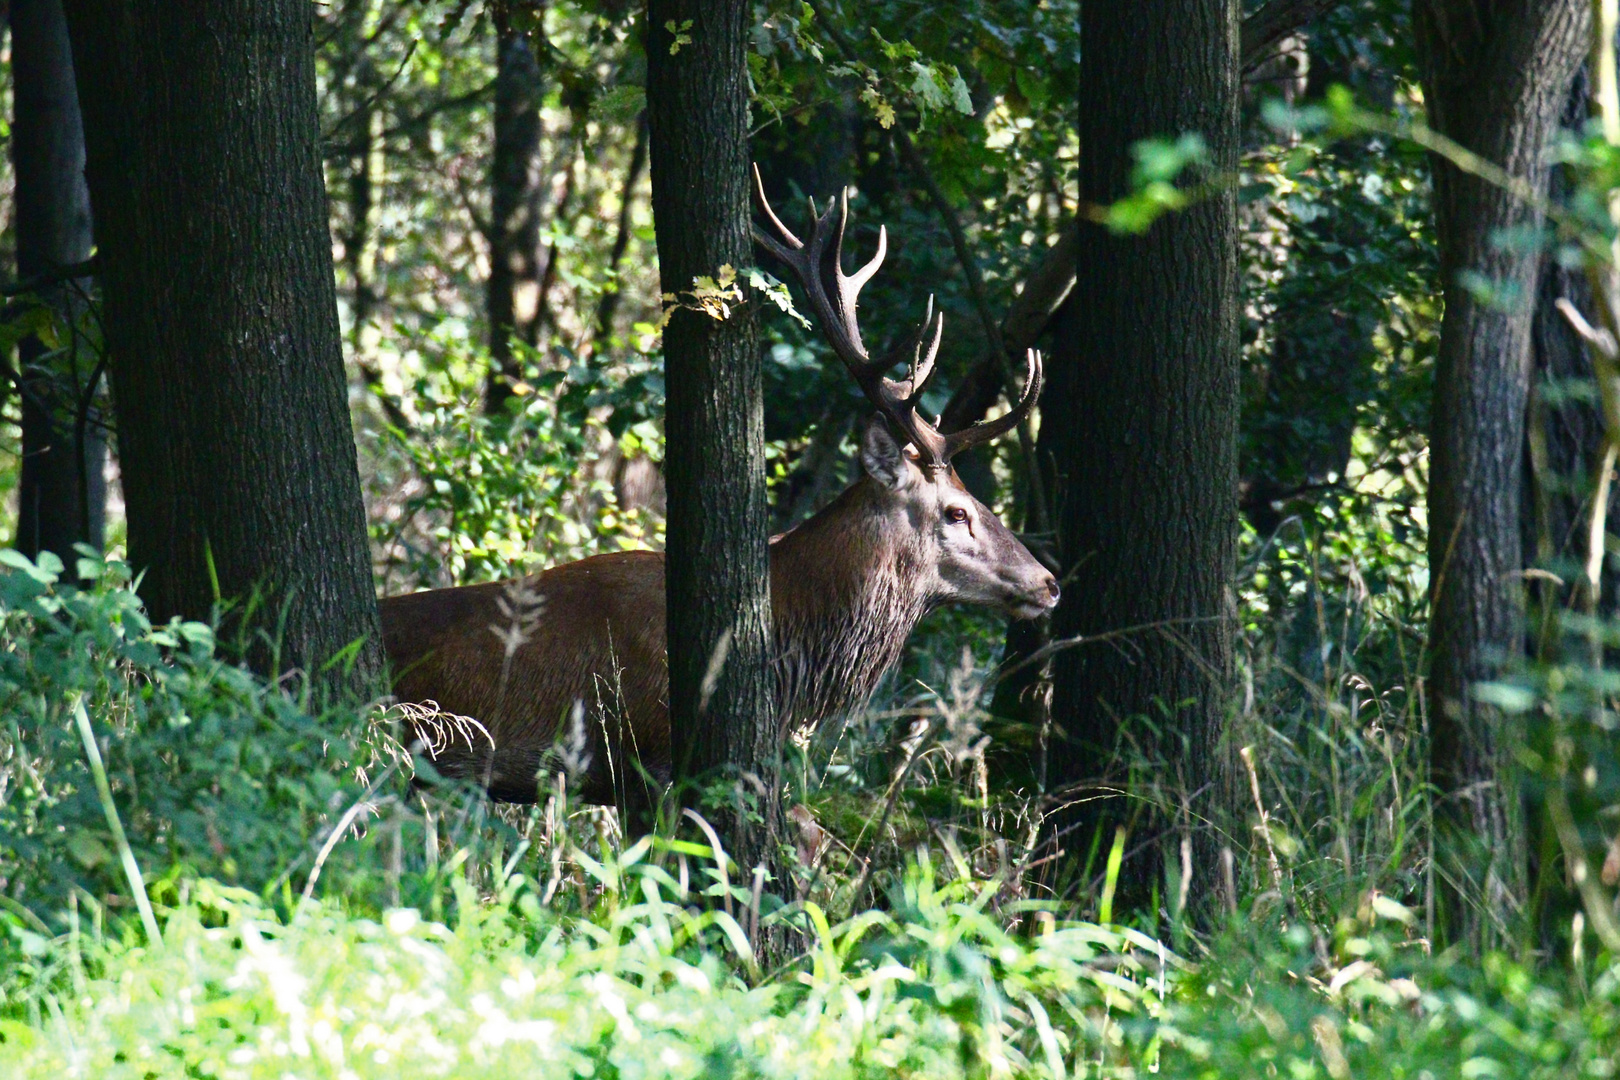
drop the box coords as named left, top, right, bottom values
left=299, top=765, right=398, bottom=907
left=993, top=614, right=1229, bottom=685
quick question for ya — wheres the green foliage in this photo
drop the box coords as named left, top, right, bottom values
left=0, top=859, right=1182, bottom=1079
left=1102, top=133, right=1213, bottom=235
left=1155, top=925, right=1620, bottom=1077
left=0, top=552, right=386, bottom=913
left=370, top=336, right=663, bottom=588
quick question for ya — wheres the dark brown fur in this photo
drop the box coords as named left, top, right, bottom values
left=380, top=437, right=1057, bottom=805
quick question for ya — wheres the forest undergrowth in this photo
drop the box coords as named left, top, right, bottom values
left=3, top=481, right=1620, bottom=1076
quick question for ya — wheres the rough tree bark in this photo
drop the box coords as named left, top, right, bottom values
left=62, top=0, right=384, bottom=696
left=1415, top=0, right=1587, bottom=943
left=1050, top=0, right=1240, bottom=909
left=646, top=0, right=776, bottom=867
left=11, top=0, right=102, bottom=565
left=484, top=20, right=545, bottom=414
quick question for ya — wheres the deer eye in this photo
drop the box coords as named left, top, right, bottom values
left=945, top=506, right=969, bottom=524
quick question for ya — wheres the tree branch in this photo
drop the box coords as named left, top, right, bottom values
left=939, top=219, right=1078, bottom=435
left=1241, top=0, right=1340, bottom=73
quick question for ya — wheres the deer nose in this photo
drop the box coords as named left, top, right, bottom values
left=1043, top=575, right=1060, bottom=605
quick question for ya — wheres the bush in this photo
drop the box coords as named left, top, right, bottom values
left=0, top=550, right=387, bottom=915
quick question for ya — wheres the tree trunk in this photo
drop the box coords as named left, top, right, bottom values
left=484, top=23, right=543, bottom=414
left=593, top=111, right=649, bottom=349
left=340, top=49, right=409, bottom=432
left=646, top=0, right=776, bottom=870
left=62, top=0, right=384, bottom=696
left=1522, top=68, right=1602, bottom=951
left=1049, top=0, right=1240, bottom=914
left=1415, top=0, right=1587, bottom=946
left=11, top=0, right=101, bottom=565
left=1524, top=66, right=1606, bottom=635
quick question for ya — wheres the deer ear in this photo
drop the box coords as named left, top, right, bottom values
left=860, top=414, right=911, bottom=489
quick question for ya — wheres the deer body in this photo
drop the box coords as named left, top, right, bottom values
left=381, top=170, right=1059, bottom=805
left=380, top=424, right=1057, bottom=804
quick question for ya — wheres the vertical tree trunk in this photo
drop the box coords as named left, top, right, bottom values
left=1050, top=0, right=1240, bottom=911
left=646, top=0, right=776, bottom=867
left=484, top=23, right=543, bottom=414
left=593, top=111, right=649, bottom=348
left=1415, top=0, right=1587, bottom=945
left=62, top=1, right=384, bottom=696
left=11, top=0, right=101, bottom=564
left=340, top=49, right=409, bottom=432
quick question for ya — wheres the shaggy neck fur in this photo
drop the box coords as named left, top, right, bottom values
left=768, top=477, right=934, bottom=728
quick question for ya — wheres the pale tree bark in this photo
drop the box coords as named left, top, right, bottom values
left=1415, top=0, right=1587, bottom=945
left=11, top=0, right=102, bottom=565
left=646, top=1, right=776, bottom=870
left=1049, top=0, right=1240, bottom=914
left=62, top=0, right=385, bottom=697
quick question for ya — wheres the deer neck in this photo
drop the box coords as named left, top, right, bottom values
left=768, top=479, right=933, bottom=728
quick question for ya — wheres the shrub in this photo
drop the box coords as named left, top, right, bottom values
left=0, top=550, right=386, bottom=916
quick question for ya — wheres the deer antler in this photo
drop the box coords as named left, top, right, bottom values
left=751, top=164, right=1041, bottom=470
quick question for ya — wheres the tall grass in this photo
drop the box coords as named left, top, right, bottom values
left=6, top=532, right=1620, bottom=1075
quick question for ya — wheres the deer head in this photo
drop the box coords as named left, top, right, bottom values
left=752, top=167, right=1059, bottom=621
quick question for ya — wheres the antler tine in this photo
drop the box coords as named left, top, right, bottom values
left=752, top=165, right=883, bottom=383
left=881, top=306, right=952, bottom=469
left=941, top=348, right=1044, bottom=462
left=750, top=163, right=801, bottom=253
left=859, top=299, right=949, bottom=467
left=903, top=298, right=943, bottom=401
left=831, top=189, right=887, bottom=348
left=751, top=163, right=962, bottom=467
left=873, top=297, right=942, bottom=403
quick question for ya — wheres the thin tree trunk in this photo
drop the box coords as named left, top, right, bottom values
left=11, top=0, right=101, bottom=565
left=646, top=0, right=776, bottom=872
left=593, top=110, right=649, bottom=349
left=1522, top=69, right=1602, bottom=950
left=62, top=0, right=384, bottom=696
left=1050, top=0, right=1240, bottom=915
left=1415, top=0, right=1587, bottom=946
left=527, top=142, right=578, bottom=345
left=342, top=52, right=410, bottom=433
left=989, top=294, right=1075, bottom=771
left=483, top=23, right=543, bottom=414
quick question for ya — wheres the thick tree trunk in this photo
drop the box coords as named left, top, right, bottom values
left=11, top=0, right=101, bottom=565
left=484, top=24, right=543, bottom=414
left=646, top=0, right=776, bottom=868
left=62, top=1, right=384, bottom=695
left=1050, top=0, right=1240, bottom=912
left=1415, top=0, right=1586, bottom=945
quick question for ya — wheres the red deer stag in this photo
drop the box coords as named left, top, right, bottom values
left=379, top=167, right=1058, bottom=805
